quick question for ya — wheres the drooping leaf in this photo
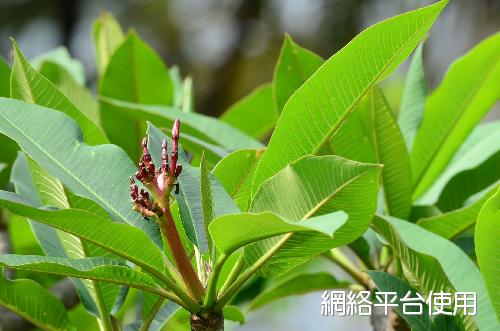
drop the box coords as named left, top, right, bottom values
left=417, top=121, right=500, bottom=207
left=411, top=32, right=500, bottom=199
left=147, top=122, right=239, bottom=253
left=475, top=187, right=500, bottom=321
left=222, top=305, right=245, bottom=324
left=246, top=155, right=381, bottom=276
left=331, top=87, right=412, bottom=218
left=273, top=34, right=324, bottom=113
left=251, top=1, right=447, bottom=194
left=0, top=98, right=161, bottom=243
left=0, top=191, right=167, bottom=280
left=372, top=215, right=499, bottom=330
left=31, top=46, right=85, bottom=85
left=39, top=61, right=100, bottom=125
left=249, top=272, right=349, bottom=311
left=0, top=272, right=74, bottom=331
left=220, top=84, right=278, bottom=140
left=93, top=12, right=125, bottom=76
left=417, top=185, right=498, bottom=238
left=398, top=42, right=426, bottom=151
left=369, top=271, right=465, bottom=331
left=99, top=31, right=174, bottom=160
left=212, top=149, right=263, bottom=211
left=0, top=255, right=160, bottom=292
left=210, top=211, right=347, bottom=255
left=9, top=39, right=108, bottom=146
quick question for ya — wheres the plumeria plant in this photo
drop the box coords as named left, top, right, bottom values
left=0, top=0, right=499, bottom=330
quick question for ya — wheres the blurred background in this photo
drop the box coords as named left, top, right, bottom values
left=0, top=1, right=498, bottom=330
left=0, top=0, right=499, bottom=118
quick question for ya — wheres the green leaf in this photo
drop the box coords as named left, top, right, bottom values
left=246, top=155, right=381, bottom=276
left=99, top=31, right=174, bottom=160
left=147, top=122, right=239, bottom=253
left=417, top=185, right=498, bottom=238
left=212, top=149, right=263, bottom=211
left=223, top=305, right=245, bottom=324
left=249, top=272, right=349, bottom=311
left=12, top=152, right=122, bottom=316
left=372, top=215, right=499, bottom=330
left=369, top=271, right=465, bottom=331
left=93, top=12, right=125, bottom=76
left=9, top=39, right=108, bottom=146
left=417, top=121, right=500, bottom=207
left=369, top=271, right=432, bottom=331
left=220, top=84, right=278, bottom=139
left=39, top=61, right=100, bottom=126
left=411, top=32, right=500, bottom=199
left=200, top=152, right=215, bottom=255
left=331, top=87, right=412, bottom=218
left=0, top=255, right=160, bottom=292
left=31, top=46, right=85, bottom=85
left=0, top=56, right=10, bottom=97
left=251, top=1, right=447, bottom=194
left=475, top=187, right=500, bottom=321
left=210, top=211, right=347, bottom=255
left=398, top=42, right=426, bottom=151
left=0, top=272, right=74, bottom=331
left=0, top=98, right=160, bottom=243
left=273, top=34, right=324, bottom=113
left=101, top=97, right=262, bottom=152
left=0, top=191, right=167, bottom=280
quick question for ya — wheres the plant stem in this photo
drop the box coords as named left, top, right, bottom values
left=379, top=246, right=391, bottom=270
left=190, top=312, right=224, bottom=331
left=324, top=249, right=370, bottom=289
left=140, top=297, right=164, bottom=331
left=158, top=208, right=205, bottom=302
left=203, top=253, right=228, bottom=308
left=218, top=255, right=245, bottom=296
left=214, top=234, right=291, bottom=311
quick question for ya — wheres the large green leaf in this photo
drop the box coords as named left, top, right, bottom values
left=273, top=34, right=324, bottom=113
left=251, top=1, right=447, bottom=194
left=10, top=40, right=108, bottom=146
left=373, top=215, right=499, bottom=330
left=209, top=211, right=347, bottom=255
left=147, top=123, right=239, bottom=253
left=0, top=98, right=160, bottom=243
left=220, top=84, right=278, bottom=140
left=411, top=32, right=500, bottom=199
left=0, top=255, right=160, bottom=292
left=417, top=121, right=500, bottom=207
left=99, top=31, right=174, bottom=160
left=0, top=272, right=74, bottom=331
left=93, top=12, right=125, bottom=76
left=369, top=271, right=464, bottom=331
left=475, top=187, right=500, bottom=321
left=249, top=272, right=349, bottom=311
left=246, top=155, right=381, bottom=276
left=0, top=191, right=167, bottom=279
left=212, top=149, right=263, bottom=211
left=331, top=87, right=412, bottom=218
left=39, top=61, right=100, bottom=126
left=100, top=97, right=262, bottom=152
left=200, top=153, right=215, bottom=255
left=417, top=185, right=498, bottom=238
left=398, top=43, right=426, bottom=151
